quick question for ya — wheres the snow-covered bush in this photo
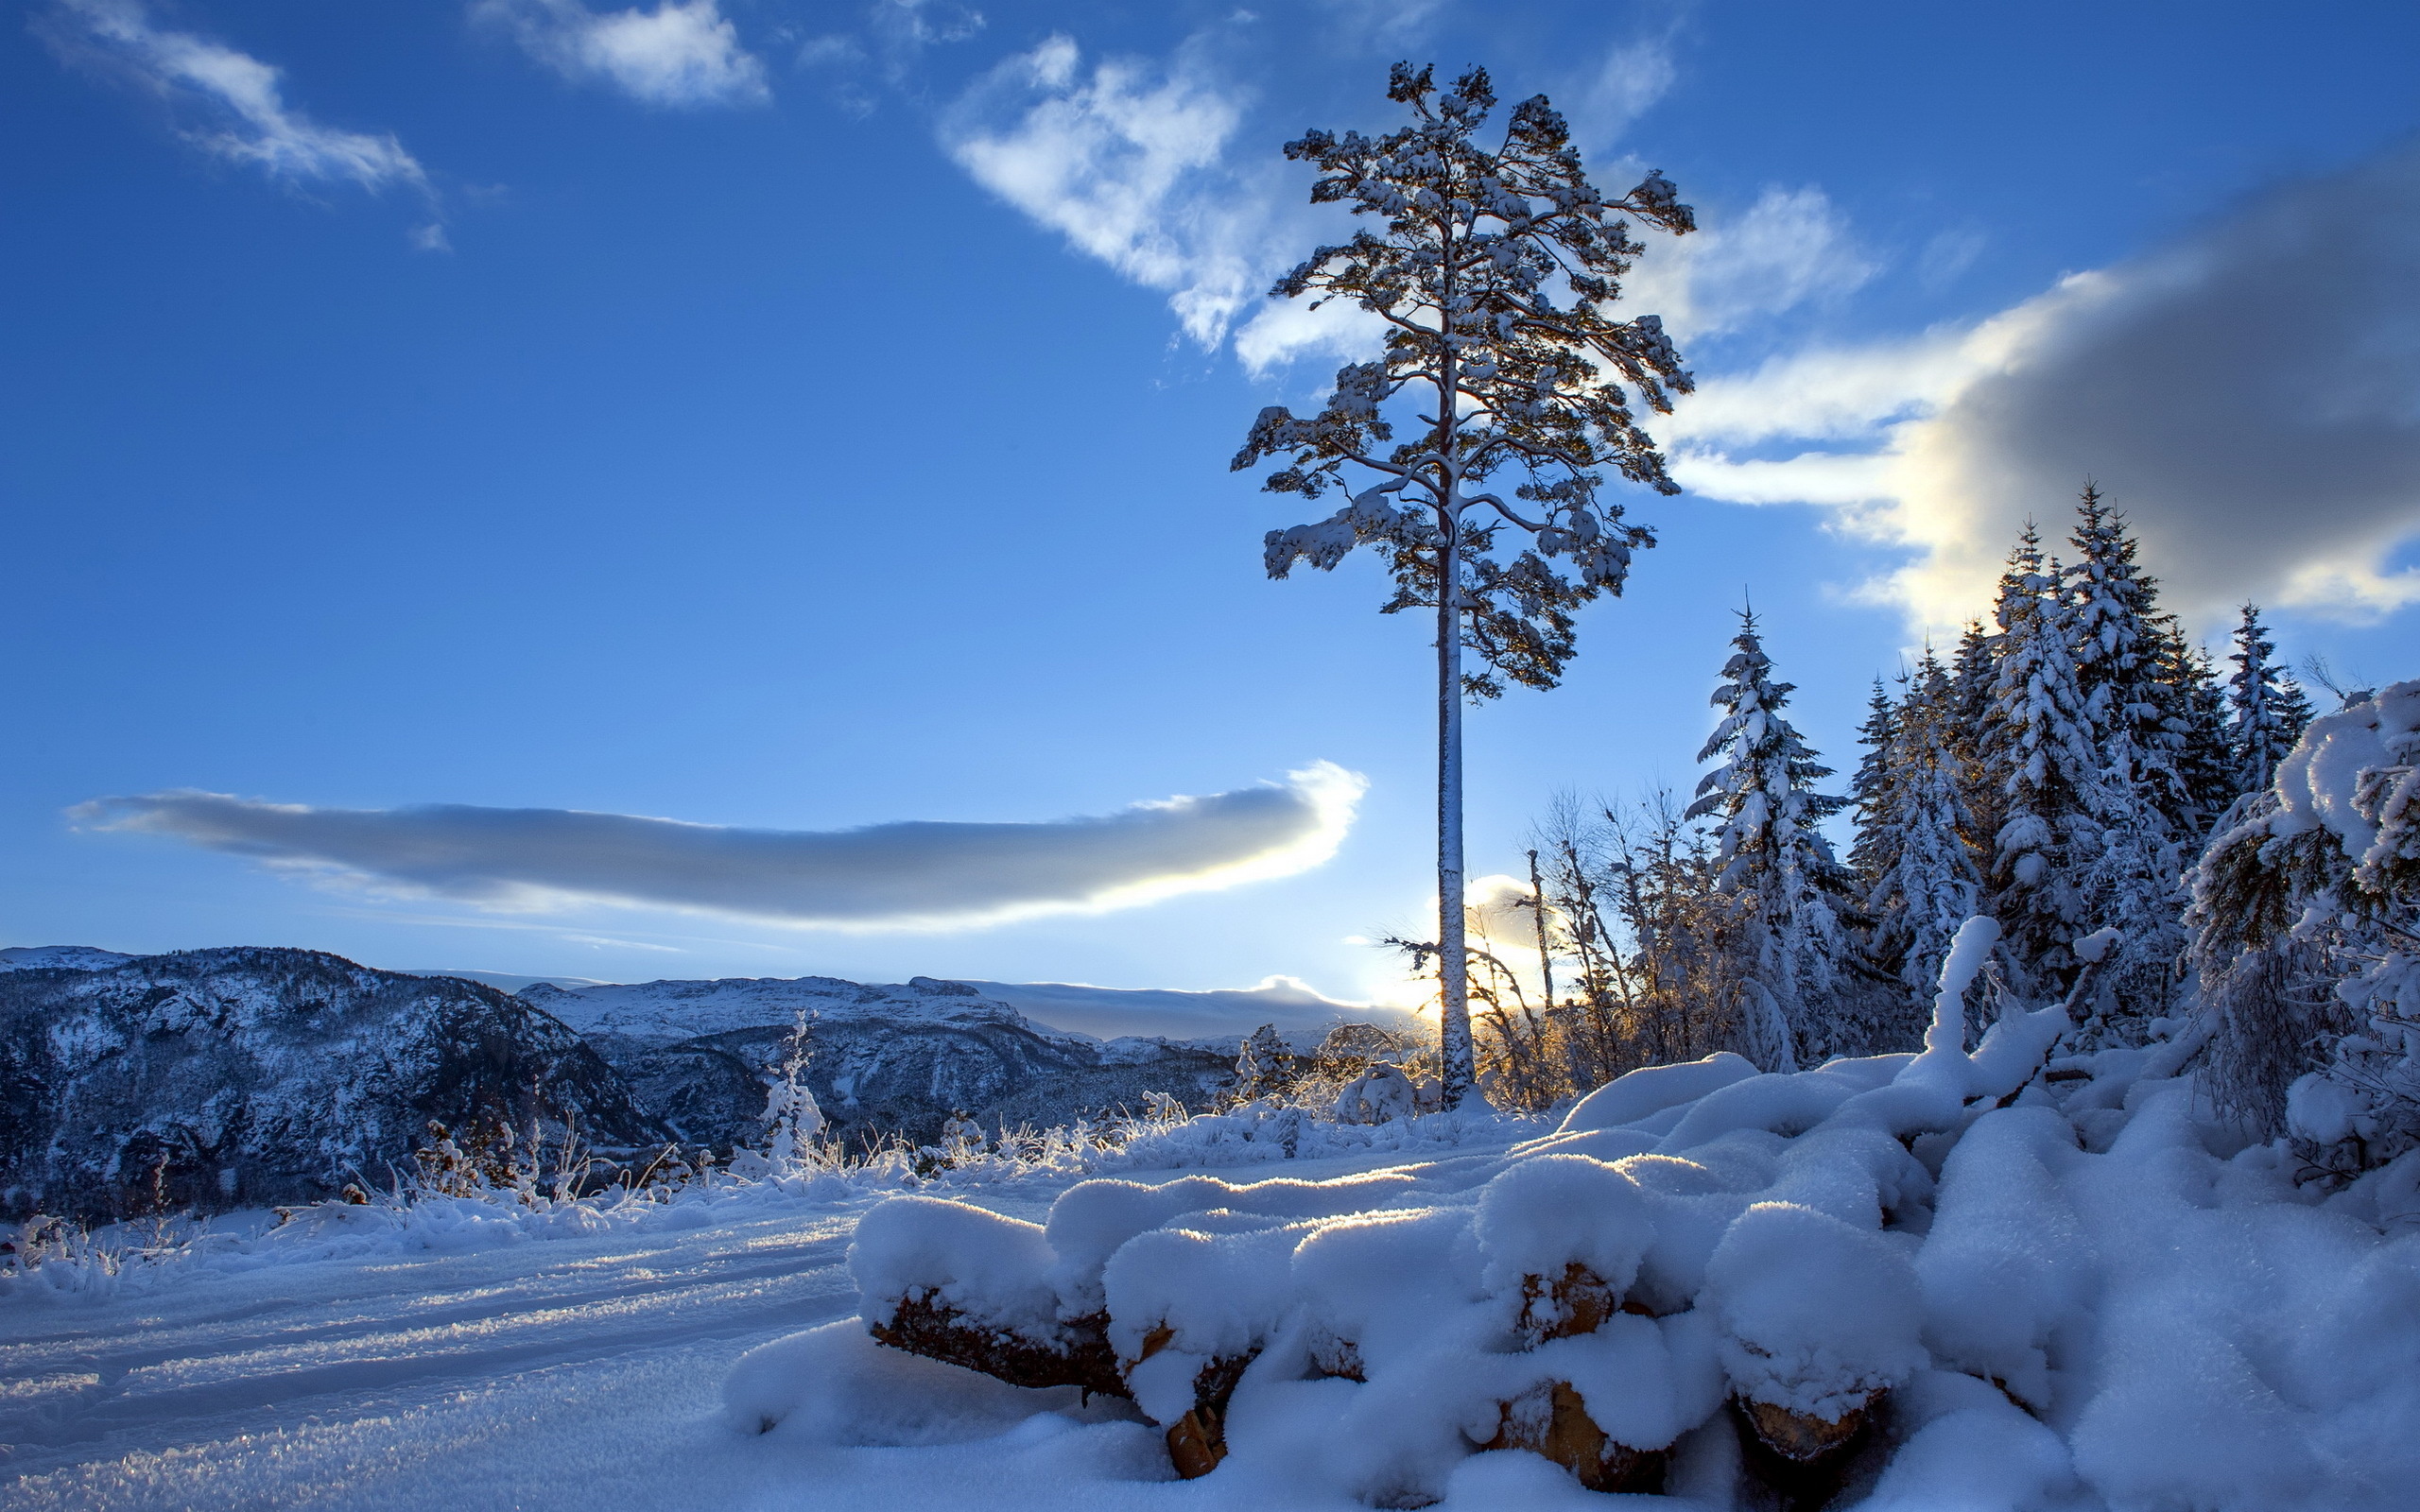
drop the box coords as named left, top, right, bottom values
left=2191, top=678, right=2420, bottom=1176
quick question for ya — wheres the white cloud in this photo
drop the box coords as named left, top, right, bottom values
left=47, top=0, right=429, bottom=194
left=1568, top=26, right=1681, bottom=149
left=74, top=765, right=1368, bottom=931
left=1622, top=184, right=1876, bottom=341
left=1672, top=146, right=2420, bottom=633
left=943, top=34, right=1278, bottom=351
left=476, top=0, right=769, bottom=108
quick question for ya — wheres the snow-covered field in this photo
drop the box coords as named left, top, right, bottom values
left=11, top=983, right=2420, bottom=1512
left=0, top=1142, right=1495, bottom=1512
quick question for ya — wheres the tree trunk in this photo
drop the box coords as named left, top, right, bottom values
left=1438, top=523, right=1476, bottom=1103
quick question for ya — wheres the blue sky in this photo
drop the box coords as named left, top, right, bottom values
left=9, top=0, right=2420, bottom=1006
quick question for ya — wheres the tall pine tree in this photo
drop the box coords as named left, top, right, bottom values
left=1686, top=610, right=1860, bottom=1069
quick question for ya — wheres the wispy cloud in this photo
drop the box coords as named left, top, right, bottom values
left=475, top=0, right=769, bottom=108
left=44, top=0, right=432, bottom=207
left=1622, top=184, right=1876, bottom=341
left=73, top=765, right=1367, bottom=930
left=942, top=33, right=1281, bottom=352
left=1669, top=145, right=2420, bottom=631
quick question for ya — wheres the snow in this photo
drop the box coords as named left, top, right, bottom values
left=16, top=988, right=2420, bottom=1511
left=1704, top=1200, right=1924, bottom=1419
left=0, top=946, right=136, bottom=973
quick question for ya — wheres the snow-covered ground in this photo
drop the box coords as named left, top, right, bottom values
left=0, top=1144, right=1493, bottom=1512
left=13, top=982, right=2420, bottom=1512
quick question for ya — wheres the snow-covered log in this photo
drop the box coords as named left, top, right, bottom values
left=833, top=928, right=2126, bottom=1498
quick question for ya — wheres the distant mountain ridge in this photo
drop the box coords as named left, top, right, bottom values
left=0, top=949, right=1285, bottom=1217
left=515, top=974, right=1238, bottom=1151
left=0, top=947, right=659, bottom=1220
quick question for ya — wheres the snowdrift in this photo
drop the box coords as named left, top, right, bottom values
left=728, top=919, right=2420, bottom=1510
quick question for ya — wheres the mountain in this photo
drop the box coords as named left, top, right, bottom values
left=0, top=948, right=663, bottom=1221
left=0, top=945, right=138, bottom=973
left=0, top=950, right=1260, bottom=1218
left=520, top=975, right=1238, bottom=1150
left=951, top=976, right=1401, bottom=1043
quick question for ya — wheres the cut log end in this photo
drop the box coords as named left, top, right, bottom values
left=866, top=1292, right=1128, bottom=1400
left=1516, top=1262, right=1618, bottom=1345
left=1483, top=1380, right=1666, bottom=1494
left=1732, top=1391, right=1883, bottom=1508
left=1737, top=1395, right=1873, bottom=1466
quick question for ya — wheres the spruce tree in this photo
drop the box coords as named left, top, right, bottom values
left=1239, top=64, right=1695, bottom=1103
left=1946, top=618, right=2002, bottom=854
left=1865, top=652, right=1982, bottom=1038
left=2227, top=603, right=2307, bottom=800
left=2162, top=629, right=2238, bottom=841
left=1848, top=678, right=1900, bottom=887
left=1976, top=528, right=2100, bottom=1000
left=1685, top=610, right=1859, bottom=1069
left=2066, top=490, right=2189, bottom=833
left=2034, top=495, right=2190, bottom=1025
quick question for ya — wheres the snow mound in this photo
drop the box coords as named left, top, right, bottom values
left=785, top=939, right=2420, bottom=1510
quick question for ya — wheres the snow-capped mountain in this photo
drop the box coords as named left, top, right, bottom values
left=952, top=976, right=1399, bottom=1043
left=0, top=948, right=661, bottom=1221
left=518, top=975, right=1238, bottom=1150
left=0, top=945, right=138, bottom=973
left=0, top=951, right=1258, bottom=1216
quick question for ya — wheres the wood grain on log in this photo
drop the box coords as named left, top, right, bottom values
left=1482, top=1380, right=1666, bottom=1494
left=867, top=1292, right=1128, bottom=1399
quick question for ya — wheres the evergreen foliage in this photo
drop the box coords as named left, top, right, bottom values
left=1685, top=610, right=1860, bottom=1070
left=2227, top=603, right=2312, bottom=800
left=1858, top=653, right=1983, bottom=1042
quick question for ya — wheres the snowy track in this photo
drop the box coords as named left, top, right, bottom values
left=1, top=1203, right=876, bottom=1510
left=0, top=1147, right=1459, bottom=1512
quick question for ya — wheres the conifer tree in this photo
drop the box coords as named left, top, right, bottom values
left=2066, top=490, right=2189, bottom=832
left=1685, top=610, right=1858, bottom=1069
left=2161, top=628, right=2238, bottom=840
left=1848, top=678, right=1900, bottom=886
left=1976, top=527, right=2100, bottom=999
left=2227, top=603, right=2308, bottom=800
left=1945, top=618, right=2003, bottom=851
left=1864, top=653, right=1982, bottom=1036
left=1239, top=63, right=1695, bottom=1103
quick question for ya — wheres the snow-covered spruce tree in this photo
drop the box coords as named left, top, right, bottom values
left=1848, top=679, right=1901, bottom=887
left=1685, top=610, right=1861, bottom=1069
left=2062, top=493, right=2197, bottom=832
left=2227, top=602, right=2312, bottom=803
left=1976, top=526, right=2101, bottom=1002
left=1863, top=653, right=1983, bottom=1043
left=1240, top=63, right=1694, bottom=1103
left=2161, top=627, right=2239, bottom=843
left=2058, top=496, right=2190, bottom=1028
left=1945, top=619, right=2003, bottom=846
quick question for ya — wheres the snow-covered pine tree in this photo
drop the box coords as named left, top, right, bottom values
left=1976, top=526, right=2102, bottom=1001
left=1849, top=678, right=1900, bottom=886
left=2161, top=627, right=2238, bottom=842
left=1240, top=63, right=1695, bottom=1104
left=1685, top=610, right=1860, bottom=1069
left=1946, top=618, right=2004, bottom=857
left=1864, top=652, right=1983, bottom=1042
left=2066, top=490, right=2190, bottom=833
left=2227, top=602, right=2308, bottom=802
